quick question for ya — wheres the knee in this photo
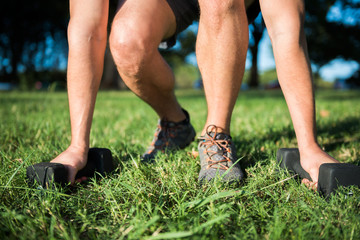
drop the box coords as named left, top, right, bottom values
left=199, top=0, right=246, bottom=33
left=264, top=6, right=305, bottom=47
left=109, top=20, right=155, bottom=78
left=267, top=19, right=305, bottom=49
left=200, top=0, right=245, bottom=21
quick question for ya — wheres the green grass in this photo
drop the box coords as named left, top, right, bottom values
left=0, top=89, right=360, bottom=240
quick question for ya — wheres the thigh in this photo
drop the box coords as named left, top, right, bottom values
left=113, top=0, right=177, bottom=45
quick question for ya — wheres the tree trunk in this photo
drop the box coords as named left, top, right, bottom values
left=248, top=17, right=265, bottom=88
left=249, top=44, right=259, bottom=88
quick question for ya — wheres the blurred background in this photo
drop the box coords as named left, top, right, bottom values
left=0, top=0, right=359, bottom=91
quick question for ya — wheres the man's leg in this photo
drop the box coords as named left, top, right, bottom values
left=260, top=0, right=339, bottom=187
left=196, top=0, right=249, bottom=135
left=110, top=0, right=185, bottom=122
left=51, top=0, right=109, bottom=184
left=196, top=0, right=249, bottom=182
left=109, top=0, right=196, bottom=160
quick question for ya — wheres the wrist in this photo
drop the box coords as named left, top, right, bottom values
left=68, top=143, right=89, bottom=155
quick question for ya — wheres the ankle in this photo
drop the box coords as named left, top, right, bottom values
left=201, top=124, right=230, bottom=136
left=298, top=142, right=322, bottom=156
left=161, top=107, right=186, bottom=123
left=299, top=145, right=338, bottom=165
left=67, top=144, right=89, bottom=156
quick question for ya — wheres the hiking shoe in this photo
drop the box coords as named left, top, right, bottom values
left=142, top=109, right=196, bottom=162
left=198, top=125, right=244, bottom=183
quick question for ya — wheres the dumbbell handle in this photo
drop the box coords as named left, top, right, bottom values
left=26, top=147, right=114, bottom=189
left=76, top=147, right=114, bottom=178
left=277, top=148, right=360, bottom=197
left=276, top=148, right=312, bottom=181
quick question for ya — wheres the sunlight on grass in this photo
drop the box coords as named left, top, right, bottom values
left=0, top=89, right=359, bottom=239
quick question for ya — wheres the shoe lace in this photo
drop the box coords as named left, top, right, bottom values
left=147, top=120, right=180, bottom=153
left=199, top=125, right=232, bottom=170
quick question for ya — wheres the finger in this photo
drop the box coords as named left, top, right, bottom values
left=302, top=178, right=318, bottom=191
left=75, top=176, right=88, bottom=184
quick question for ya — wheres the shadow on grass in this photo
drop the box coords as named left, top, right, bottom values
left=111, top=115, right=359, bottom=174
left=177, top=89, right=286, bottom=100
left=316, top=90, right=360, bottom=101
left=234, top=116, right=360, bottom=170
left=317, top=117, right=360, bottom=138
left=233, top=125, right=295, bottom=171
left=317, top=117, right=360, bottom=152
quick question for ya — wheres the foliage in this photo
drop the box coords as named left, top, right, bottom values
left=159, top=28, right=199, bottom=89
left=305, top=0, right=360, bottom=69
left=1, top=90, right=360, bottom=239
left=160, top=29, right=198, bottom=69
left=0, top=1, right=68, bottom=82
left=1, top=0, right=359, bottom=88
left=0, top=0, right=118, bottom=86
left=173, top=63, right=200, bottom=89
left=247, top=0, right=360, bottom=87
left=347, top=69, right=360, bottom=87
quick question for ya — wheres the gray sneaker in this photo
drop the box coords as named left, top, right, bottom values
left=198, top=125, right=244, bottom=183
left=142, top=109, right=196, bottom=162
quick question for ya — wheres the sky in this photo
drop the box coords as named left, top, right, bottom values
left=254, top=31, right=359, bottom=82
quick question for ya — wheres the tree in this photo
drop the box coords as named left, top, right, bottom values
left=160, top=29, right=197, bottom=68
left=305, top=0, right=360, bottom=83
left=248, top=15, right=266, bottom=88
left=0, top=1, right=69, bottom=84
left=245, top=0, right=360, bottom=88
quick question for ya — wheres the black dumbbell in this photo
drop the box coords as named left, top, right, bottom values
left=277, top=148, right=360, bottom=197
left=26, top=148, right=115, bottom=189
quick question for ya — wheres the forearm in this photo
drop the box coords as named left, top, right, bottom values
left=260, top=0, right=318, bottom=149
left=66, top=0, right=108, bottom=150
left=67, top=36, right=107, bottom=150
left=260, top=0, right=340, bottom=185
left=272, top=30, right=318, bottom=149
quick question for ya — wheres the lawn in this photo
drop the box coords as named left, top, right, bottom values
left=0, top=89, right=359, bottom=239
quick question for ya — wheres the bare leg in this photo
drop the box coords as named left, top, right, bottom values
left=196, top=0, right=249, bottom=135
left=260, top=0, right=339, bottom=187
left=109, top=0, right=185, bottom=122
left=51, top=0, right=108, bottom=184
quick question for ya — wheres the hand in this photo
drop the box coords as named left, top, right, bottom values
left=51, top=146, right=89, bottom=184
left=300, top=149, right=339, bottom=190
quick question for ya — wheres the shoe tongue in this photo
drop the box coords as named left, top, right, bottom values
left=215, top=133, right=231, bottom=140
left=208, top=132, right=231, bottom=141
left=207, top=132, right=232, bottom=162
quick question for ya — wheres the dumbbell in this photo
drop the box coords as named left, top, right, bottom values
left=277, top=148, right=360, bottom=197
left=26, top=148, right=114, bottom=189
